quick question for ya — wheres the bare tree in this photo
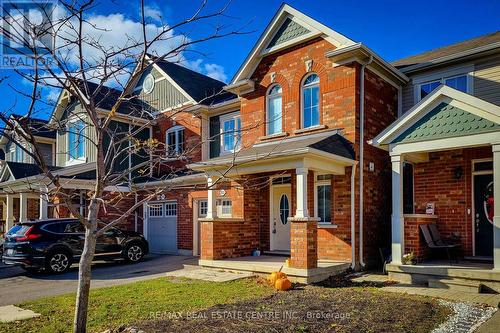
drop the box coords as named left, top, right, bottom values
left=0, top=0, right=246, bottom=332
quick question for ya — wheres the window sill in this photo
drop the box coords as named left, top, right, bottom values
left=293, top=124, right=327, bottom=135
left=66, top=157, right=86, bottom=166
left=317, top=223, right=338, bottom=229
left=259, top=132, right=288, bottom=141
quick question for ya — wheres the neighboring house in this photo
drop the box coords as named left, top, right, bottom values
left=0, top=115, right=56, bottom=233
left=372, top=31, right=500, bottom=286
left=187, top=4, right=407, bottom=281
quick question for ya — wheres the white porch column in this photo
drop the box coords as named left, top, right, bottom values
left=391, top=155, right=405, bottom=264
left=206, top=176, right=218, bottom=219
left=39, top=187, right=49, bottom=220
left=295, top=167, right=309, bottom=218
left=19, top=192, right=28, bottom=222
left=5, top=194, right=14, bottom=231
left=492, top=144, right=500, bottom=270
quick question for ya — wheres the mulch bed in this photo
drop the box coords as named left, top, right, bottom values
left=123, top=281, right=450, bottom=333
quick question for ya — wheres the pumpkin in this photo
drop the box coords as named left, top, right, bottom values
left=268, top=271, right=287, bottom=286
left=275, top=277, right=292, bottom=291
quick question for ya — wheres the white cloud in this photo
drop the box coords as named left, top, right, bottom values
left=144, top=5, right=163, bottom=22
left=203, top=63, right=227, bottom=82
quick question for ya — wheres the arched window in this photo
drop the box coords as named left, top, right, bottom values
left=267, top=84, right=283, bottom=135
left=301, top=73, right=320, bottom=128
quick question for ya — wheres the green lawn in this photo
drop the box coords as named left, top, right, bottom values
left=0, top=277, right=273, bottom=333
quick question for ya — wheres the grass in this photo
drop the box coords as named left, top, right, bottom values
left=0, top=277, right=273, bottom=333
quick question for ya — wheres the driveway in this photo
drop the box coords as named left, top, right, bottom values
left=0, top=255, right=196, bottom=306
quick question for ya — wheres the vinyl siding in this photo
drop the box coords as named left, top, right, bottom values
left=135, top=67, right=190, bottom=112
left=474, top=54, right=500, bottom=106
left=401, top=83, right=414, bottom=114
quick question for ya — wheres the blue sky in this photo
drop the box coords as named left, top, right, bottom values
left=1, top=0, right=499, bottom=119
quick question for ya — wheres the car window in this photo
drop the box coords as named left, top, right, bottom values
left=7, top=225, right=29, bottom=236
left=65, top=222, right=85, bottom=234
left=43, top=223, right=68, bottom=234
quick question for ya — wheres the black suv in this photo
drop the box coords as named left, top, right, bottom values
left=2, top=219, right=149, bottom=274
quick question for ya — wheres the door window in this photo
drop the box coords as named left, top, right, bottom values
left=279, top=194, right=290, bottom=225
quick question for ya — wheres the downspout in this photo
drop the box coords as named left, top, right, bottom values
left=359, top=55, right=373, bottom=269
left=350, top=163, right=357, bottom=269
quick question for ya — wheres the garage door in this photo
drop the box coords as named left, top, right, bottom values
left=146, top=201, right=177, bottom=254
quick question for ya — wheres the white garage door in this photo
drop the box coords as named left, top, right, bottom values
left=146, top=201, right=178, bottom=254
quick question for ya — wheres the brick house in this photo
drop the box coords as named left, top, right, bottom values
left=186, top=4, right=407, bottom=281
left=372, top=31, right=500, bottom=289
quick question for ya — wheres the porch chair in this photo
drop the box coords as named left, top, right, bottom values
left=419, top=224, right=461, bottom=264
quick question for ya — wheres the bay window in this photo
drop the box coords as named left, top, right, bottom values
left=220, top=112, right=241, bottom=154
left=267, top=84, right=283, bottom=135
left=68, top=120, right=85, bottom=161
left=166, top=126, right=185, bottom=156
left=302, top=73, right=320, bottom=128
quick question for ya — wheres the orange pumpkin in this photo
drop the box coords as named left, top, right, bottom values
left=268, top=271, right=287, bottom=286
left=275, top=277, right=292, bottom=291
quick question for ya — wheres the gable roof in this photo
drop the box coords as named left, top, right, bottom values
left=9, top=114, right=56, bottom=139
left=393, top=31, right=500, bottom=72
left=230, top=3, right=356, bottom=84
left=148, top=56, right=237, bottom=106
left=372, top=85, right=500, bottom=148
left=4, top=161, right=61, bottom=180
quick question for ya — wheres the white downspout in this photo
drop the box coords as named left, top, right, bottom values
left=351, top=163, right=357, bottom=269
left=359, top=55, right=373, bottom=268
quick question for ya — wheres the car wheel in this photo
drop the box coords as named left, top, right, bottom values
left=45, top=251, right=72, bottom=274
left=124, top=243, right=145, bottom=263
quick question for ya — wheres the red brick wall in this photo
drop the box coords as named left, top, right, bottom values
left=404, top=215, right=436, bottom=262
left=290, top=219, right=318, bottom=269
left=240, top=38, right=357, bottom=147
left=411, top=147, right=492, bottom=257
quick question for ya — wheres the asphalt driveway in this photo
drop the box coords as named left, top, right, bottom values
left=0, top=254, right=196, bottom=306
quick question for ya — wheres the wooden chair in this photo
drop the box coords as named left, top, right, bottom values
left=419, top=224, right=461, bottom=264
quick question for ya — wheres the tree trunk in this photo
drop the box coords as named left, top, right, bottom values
left=73, top=214, right=98, bottom=333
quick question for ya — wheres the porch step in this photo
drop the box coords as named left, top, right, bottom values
left=428, top=278, right=481, bottom=293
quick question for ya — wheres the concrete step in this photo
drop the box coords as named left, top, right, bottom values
left=428, top=278, right=481, bottom=293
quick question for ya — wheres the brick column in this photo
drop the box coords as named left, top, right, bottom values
left=290, top=218, right=318, bottom=269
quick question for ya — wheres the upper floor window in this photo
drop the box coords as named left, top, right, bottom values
left=302, top=73, right=320, bottom=128
left=14, top=144, right=24, bottom=162
left=267, top=84, right=283, bottom=135
left=166, top=125, right=184, bottom=156
left=418, top=74, right=468, bottom=101
left=68, top=120, right=85, bottom=161
left=220, top=112, right=241, bottom=154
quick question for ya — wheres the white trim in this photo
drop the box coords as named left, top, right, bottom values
left=231, top=3, right=355, bottom=84
left=413, top=66, right=473, bottom=104
left=300, top=73, right=321, bottom=129
left=219, top=111, right=241, bottom=155
left=266, top=84, right=283, bottom=135
left=373, top=85, right=500, bottom=148
left=314, top=173, right=333, bottom=225
left=166, top=125, right=185, bottom=155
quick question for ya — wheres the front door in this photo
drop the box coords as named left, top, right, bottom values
left=474, top=173, right=494, bottom=257
left=271, top=185, right=291, bottom=252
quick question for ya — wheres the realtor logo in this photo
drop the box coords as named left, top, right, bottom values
left=1, top=0, right=55, bottom=68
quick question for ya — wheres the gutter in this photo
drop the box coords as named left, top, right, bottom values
left=350, top=163, right=357, bottom=269
left=359, top=55, right=374, bottom=269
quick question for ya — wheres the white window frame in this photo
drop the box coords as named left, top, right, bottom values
left=314, top=173, right=332, bottom=224
left=198, top=199, right=208, bottom=218
left=301, top=73, right=320, bottom=129
left=219, top=112, right=241, bottom=155
left=266, top=84, right=283, bottom=135
left=166, top=125, right=185, bottom=155
left=216, top=199, right=232, bottom=217
left=164, top=201, right=177, bottom=217
left=413, top=65, right=474, bottom=103
left=148, top=203, right=164, bottom=217
left=66, top=118, right=86, bottom=166
left=14, top=144, right=24, bottom=163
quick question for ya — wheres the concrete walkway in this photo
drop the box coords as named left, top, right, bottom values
left=165, top=265, right=253, bottom=282
left=381, top=284, right=500, bottom=308
left=0, top=305, right=40, bottom=323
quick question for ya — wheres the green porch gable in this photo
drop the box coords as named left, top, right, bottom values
left=392, top=102, right=500, bottom=144
left=266, top=17, right=310, bottom=49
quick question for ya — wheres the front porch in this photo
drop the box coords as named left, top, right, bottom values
left=372, top=85, right=500, bottom=290
left=199, top=255, right=351, bottom=283
left=190, top=130, right=358, bottom=278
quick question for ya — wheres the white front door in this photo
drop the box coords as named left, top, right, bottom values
left=271, top=185, right=291, bottom=251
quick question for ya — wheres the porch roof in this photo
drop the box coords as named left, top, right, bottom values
left=189, top=130, right=356, bottom=176
left=371, top=85, right=500, bottom=156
